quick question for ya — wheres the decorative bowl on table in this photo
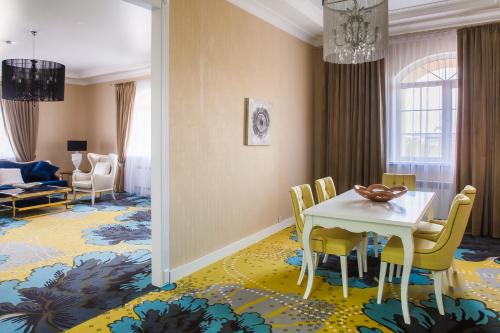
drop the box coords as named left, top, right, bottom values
left=13, top=182, right=42, bottom=190
left=354, top=184, right=407, bottom=202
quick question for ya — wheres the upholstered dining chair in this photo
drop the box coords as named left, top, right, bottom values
left=290, top=184, right=364, bottom=298
left=72, top=153, right=118, bottom=205
left=315, top=176, right=368, bottom=270
left=314, top=176, right=337, bottom=203
left=377, top=190, right=475, bottom=316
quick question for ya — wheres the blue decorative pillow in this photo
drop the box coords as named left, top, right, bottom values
left=30, top=161, right=59, bottom=181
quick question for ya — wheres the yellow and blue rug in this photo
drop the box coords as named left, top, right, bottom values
left=0, top=194, right=165, bottom=333
left=1, top=198, right=499, bottom=332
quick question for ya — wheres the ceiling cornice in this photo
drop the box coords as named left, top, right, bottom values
left=226, top=0, right=320, bottom=44
left=227, top=0, right=500, bottom=46
left=66, top=64, right=150, bottom=86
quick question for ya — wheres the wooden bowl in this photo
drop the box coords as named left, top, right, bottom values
left=354, top=184, right=407, bottom=202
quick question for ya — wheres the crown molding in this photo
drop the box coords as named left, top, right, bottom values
left=226, top=0, right=320, bottom=45
left=228, top=0, right=500, bottom=47
left=65, top=64, right=151, bottom=86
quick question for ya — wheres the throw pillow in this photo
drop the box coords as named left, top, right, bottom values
left=0, top=168, right=25, bottom=185
left=94, top=162, right=111, bottom=175
left=30, top=161, right=59, bottom=181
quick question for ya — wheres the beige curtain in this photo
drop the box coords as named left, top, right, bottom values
left=314, top=49, right=386, bottom=194
left=456, top=23, right=500, bottom=238
left=115, top=81, right=136, bottom=193
left=0, top=87, right=39, bottom=162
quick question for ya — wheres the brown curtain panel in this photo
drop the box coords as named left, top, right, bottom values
left=456, top=23, right=500, bottom=238
left=314, top=54, right=386, bottom=194
left=0, top=87, right=39, bottom=162
left=115, top=81, right=136, bottom=193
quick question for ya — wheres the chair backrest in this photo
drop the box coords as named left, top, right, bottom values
left=290, top=184, right=315, bottom=236
left=88, top=153, right=119, bottom=179
left=427, top=188, right=476, bottom=265
left=314, top=176, right=337, bottom=203
left=381, top=173, right=416, bottom=190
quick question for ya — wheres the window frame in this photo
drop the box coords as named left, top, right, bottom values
left=392, top=53, right=457, bottom=165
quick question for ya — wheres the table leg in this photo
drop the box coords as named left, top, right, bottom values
left=302, top=216, right=314, bottom=299
left=65, top=192, right=69, bottom=209
left=12, top=198, right=16, bottom=218
left=400, top=230, right=414, bottom=324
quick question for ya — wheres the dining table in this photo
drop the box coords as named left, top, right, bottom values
left=302, top=189, right=435, bottom=325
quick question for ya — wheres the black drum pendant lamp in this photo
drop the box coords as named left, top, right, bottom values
left=2, top=30, right=65, bottom=102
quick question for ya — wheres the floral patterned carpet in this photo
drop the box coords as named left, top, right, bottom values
left=0, top=194, right=160, bottom=333
left=1, top=195, right=499, bottom=332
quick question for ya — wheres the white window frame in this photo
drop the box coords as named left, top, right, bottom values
left=393, top=52, right=457, bottom=165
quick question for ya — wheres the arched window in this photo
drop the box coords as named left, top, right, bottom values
left=392, top=52, right=457, bottom=163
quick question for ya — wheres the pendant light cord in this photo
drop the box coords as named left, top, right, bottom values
left=30, top=30, right=37, bottom=59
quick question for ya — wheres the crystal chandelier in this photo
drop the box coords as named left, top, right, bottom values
left=323, top=0, right=388, bottom=64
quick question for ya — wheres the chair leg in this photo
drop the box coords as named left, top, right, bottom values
left=91, top=192, right=95, bottom=205
left=340, top=255, right=348, bottom=298
left=396, top=264, right=402, bottom=278
left=73, top=188, right=76, bottom=201
left=323, top=254, right=329, bottom=264
left=377, top=261, right=388, bottom=304
left=373, top=233, right=379, bottom=258
left=433, top=271, right=445, bottom=315
left=446, top=268, right=454, bottom=288
left=356, top=244, right=363, bottom=278
left=388, top=263, right=395, bottom=282
left=313, top=252, right=319, bottom=271
left=297, top=253, right=307, bottom=286
left=111, top=190, right=116, bottom=200
left=363, top=236, right=368, bottom=273
left=450, top=261, right=457, bottom=274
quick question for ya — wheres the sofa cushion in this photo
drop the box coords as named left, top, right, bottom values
left=30, top=161, right=59, bottom=181
left=0, top=168, right=24, bottom=185
left=0, top=160, right=37, bottom=182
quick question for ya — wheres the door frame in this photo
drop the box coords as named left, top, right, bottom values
left=122, top=0, right=170, bottom=287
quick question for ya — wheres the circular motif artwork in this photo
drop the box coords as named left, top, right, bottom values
left=252, top=107, right=271, bottom=139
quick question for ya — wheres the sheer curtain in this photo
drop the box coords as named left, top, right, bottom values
left=125, top=79, right=151, bottom=196
left=386, top=30, right=457, bottom=218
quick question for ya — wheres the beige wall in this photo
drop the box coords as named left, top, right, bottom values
left=36, top=78, right=144, bottom=173
left=37, top=84, right=92, bottom=171
left=169, top=0, right=314, bottom=268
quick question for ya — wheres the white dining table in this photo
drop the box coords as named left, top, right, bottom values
left=302, top=189, right=435, bottom=325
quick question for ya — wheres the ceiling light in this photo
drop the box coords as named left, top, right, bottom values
left=1, top=30, right=65, bottom=102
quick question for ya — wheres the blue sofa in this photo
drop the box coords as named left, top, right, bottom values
left=0, top=160, right=68, bottom=190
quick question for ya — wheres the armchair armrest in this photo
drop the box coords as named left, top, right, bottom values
left=91, top=174, right=115, bottom=191
left=73, top=172, right=91, bottom=182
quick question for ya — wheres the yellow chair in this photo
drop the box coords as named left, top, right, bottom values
left=315, top=176, right=369, bottom=270
left=374, top=173, right=418, bottom=261
left=381, top=173, right=417, bottom=190
left=414, top=185, right=476, bottom=242
left=377, top=190, right=475, bottom=315
left=290, top=184, right=364, bottom=298
left=314, top=176, right=337, bottom=203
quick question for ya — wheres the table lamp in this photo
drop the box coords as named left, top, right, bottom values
left=67, top=140, right=87, bottom=171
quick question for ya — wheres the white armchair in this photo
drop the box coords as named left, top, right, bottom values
left=72, top=153, right=118, bottom=205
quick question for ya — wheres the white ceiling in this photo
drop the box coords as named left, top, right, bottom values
left=0, top=0, right=150, bottom=84
left=228, top=0, right=500, bottom=45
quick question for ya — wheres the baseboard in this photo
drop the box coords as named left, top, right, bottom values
left=164, top=217, right=294, bottom=283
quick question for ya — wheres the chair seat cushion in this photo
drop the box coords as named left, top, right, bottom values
left=381, top=236, right=437, bottom=267
left=414, top=221, right=444, bottom=241
left=73, top=180, right=92, bottom=189
left=310, top=228, right=363, bottom=256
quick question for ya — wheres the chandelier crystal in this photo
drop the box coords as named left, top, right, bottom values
left=323, top=0, right=388, bottom=64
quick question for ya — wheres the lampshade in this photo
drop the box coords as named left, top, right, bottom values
left=2, top=59, right=65, bottom=101
left=67, top=140, right=87, bottom=152
left=323, top=0, right=388, bottom=64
